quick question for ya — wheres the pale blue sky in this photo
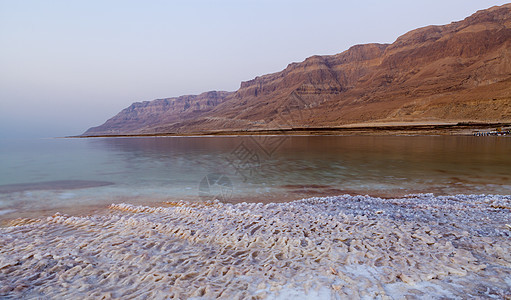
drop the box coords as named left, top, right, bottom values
left=0, top=0, right=509, bottom=138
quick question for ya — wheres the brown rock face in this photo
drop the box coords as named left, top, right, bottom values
left=84, top=4, right=511, bottom=136
left=84, top=91, right=232, bottom=135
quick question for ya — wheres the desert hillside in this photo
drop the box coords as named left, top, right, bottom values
left=84, top=4, right=511, bottom=136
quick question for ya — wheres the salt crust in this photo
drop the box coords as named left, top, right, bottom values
left=1, top=194, right=510, bottom=299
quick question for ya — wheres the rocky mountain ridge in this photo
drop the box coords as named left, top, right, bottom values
left=84, top=4, right=511, bottom=136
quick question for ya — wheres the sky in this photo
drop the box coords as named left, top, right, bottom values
left=0, top=0, right=509, bottom=138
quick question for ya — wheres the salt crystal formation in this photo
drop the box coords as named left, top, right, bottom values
left=1, top=194, right=510, bottom=299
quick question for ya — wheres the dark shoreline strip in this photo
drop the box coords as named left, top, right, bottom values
left=68, top=122, right=511, bottom=138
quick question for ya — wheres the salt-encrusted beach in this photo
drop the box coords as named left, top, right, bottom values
left=1, top=194, right=510, bottom=299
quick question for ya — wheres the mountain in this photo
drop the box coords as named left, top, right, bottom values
left=84, top=4, right=511, bottom=136
left=84, top=91, right=232, bottom=135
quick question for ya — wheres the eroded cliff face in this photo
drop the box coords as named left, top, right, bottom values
left=84, top=91, right=232, bottom=135
left=84, top=4, right=511, bottom=136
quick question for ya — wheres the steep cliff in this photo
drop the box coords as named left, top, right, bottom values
left=84, top=4, right=511, bottom=136
left=84, top=91, right=232, bottom=135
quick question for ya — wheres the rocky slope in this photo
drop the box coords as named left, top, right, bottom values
left=84, top=4, right=511, bottom=136
left=84, top=91, right=232, bottom=135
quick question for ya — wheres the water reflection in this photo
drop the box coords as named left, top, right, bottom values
left=1, top=136, right=510, bottom=222
left=89, top=135, right=511, bottom=197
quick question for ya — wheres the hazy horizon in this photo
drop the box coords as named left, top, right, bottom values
left=1, top=0, right=509, bottom=139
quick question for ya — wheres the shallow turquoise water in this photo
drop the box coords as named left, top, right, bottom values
left=0, top=136, right=510, bottom=220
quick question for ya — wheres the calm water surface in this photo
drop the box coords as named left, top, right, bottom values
left=0, top=136, right=510, bottom=221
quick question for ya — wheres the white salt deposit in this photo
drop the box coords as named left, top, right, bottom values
left=1, top=194, right=510, bottom=299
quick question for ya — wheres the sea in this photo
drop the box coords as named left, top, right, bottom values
left=0, top=135, right=510, bottom=222
left=1, top=135, right=511, bottom=298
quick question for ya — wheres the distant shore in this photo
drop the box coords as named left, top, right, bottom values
left=72, top=122, right=511, bottom=138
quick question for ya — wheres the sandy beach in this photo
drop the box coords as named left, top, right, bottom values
left=1, top=194, right=510, bottom=299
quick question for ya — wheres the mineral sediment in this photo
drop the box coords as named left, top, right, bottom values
left=1, top=194, right=510, bottom=299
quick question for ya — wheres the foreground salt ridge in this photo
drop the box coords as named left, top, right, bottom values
left=1, top=194, right=510, bottom=299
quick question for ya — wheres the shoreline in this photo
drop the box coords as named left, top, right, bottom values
left=1, top=193, right=510, bottom=298
left=1, top=186, right=506, bottom=226
left=70, top=122, right=511, bottom=138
